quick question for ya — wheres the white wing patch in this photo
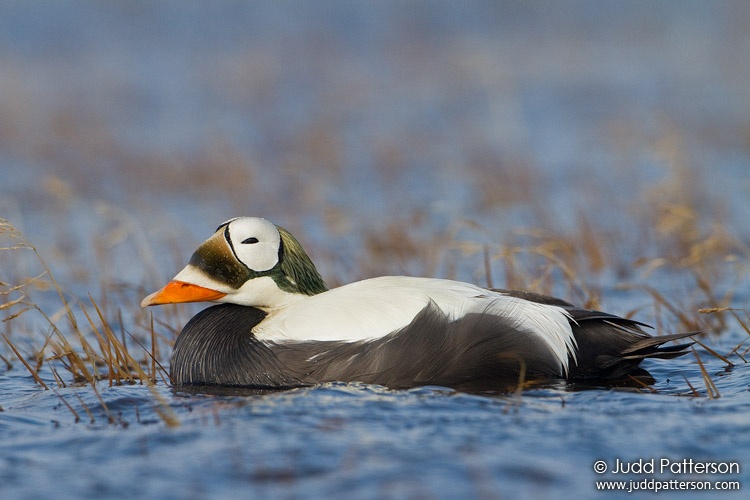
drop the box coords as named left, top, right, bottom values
left=488, top=295, right=578, bottom=375
left=252, top=276, right=578, bottom=375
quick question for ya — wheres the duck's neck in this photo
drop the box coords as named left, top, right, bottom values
left=262, top=288, right=310, bottom=312
left=275, top=226, right=328, bottom=296
left=232, top=275, right=314, bottom=312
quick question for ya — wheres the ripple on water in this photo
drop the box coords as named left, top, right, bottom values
left=1, top=349, right=748, bottom=499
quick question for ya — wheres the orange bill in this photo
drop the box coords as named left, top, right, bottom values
left=141, top=280, right=227, bottom=307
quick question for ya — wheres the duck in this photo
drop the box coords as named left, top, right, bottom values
left=142, top=216, right=697, bottom=390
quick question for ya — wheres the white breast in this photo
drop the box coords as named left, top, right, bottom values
left=252, top=276, right=577, bottom=373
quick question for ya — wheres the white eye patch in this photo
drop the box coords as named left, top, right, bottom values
left=227, top=217, right=281, bottom=272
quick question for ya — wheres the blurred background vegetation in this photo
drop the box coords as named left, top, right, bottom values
left=1, top=1, right=749, bottom=354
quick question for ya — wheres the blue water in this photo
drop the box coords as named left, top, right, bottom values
left=1, top=2, right=749, bottom=498
left=2, top=350, right=748, bottom=499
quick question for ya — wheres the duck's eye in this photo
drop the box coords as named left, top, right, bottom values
left=241, top=237, right=259, bottom=244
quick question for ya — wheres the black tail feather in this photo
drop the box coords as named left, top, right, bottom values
left=567, top=312, right=700, bottom=381
left=621, top=331, right=701, bottom=356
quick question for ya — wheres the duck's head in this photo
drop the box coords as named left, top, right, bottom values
left=141, top=217, right=328, bottom=310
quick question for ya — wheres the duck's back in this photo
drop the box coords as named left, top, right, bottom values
left=253, top=276, right=576, bottom=371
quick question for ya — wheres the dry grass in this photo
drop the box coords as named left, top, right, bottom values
left=1, top=217, right=179, bottom=426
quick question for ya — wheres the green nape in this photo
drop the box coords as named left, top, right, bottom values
left=275, top=226, right=329, bottom=295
